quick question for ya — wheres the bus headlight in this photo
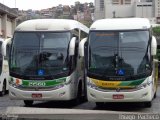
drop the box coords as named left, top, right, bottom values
left=54, top=84, right=65, bottom=89
left=136, top=80, right=152, bottom=89
left=65, top=77, right=72, bottom=85
left=9, top=78, right=22, bottom=88
left=52, top=77, right=70, bottom=89
left=87, top=78, right=98, bottom=89
left=136, top=83, right=147, bottom=89
left=54, top=79, right=68, bottom=89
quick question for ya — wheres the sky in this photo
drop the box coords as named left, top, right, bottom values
left=0, top=0, right=94, bottom=10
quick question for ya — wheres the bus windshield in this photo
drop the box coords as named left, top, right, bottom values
left=89, top=30, right=151, bottom=78
left=10, top=32, right=71, bottom=79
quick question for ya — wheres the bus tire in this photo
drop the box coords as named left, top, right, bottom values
left=0, top=80, right=6, bottom=97
left=70, top=82, right=83, bottom=105
left=83, top=71, right=87, bottom=102
left=77, top=82, right=83, bottom=102
left=154, top=92, right=157, bottom=99
left=96, top=102, right=104, bottom=108
left=144, top=101, right=152, bottom=108
left=24, top=100, right=33, bottom=106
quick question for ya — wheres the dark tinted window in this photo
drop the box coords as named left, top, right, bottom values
left=89, top=31, right=150, bottom=77
left=13, top=32, right=40, bottom=48
left=10, top=32, right=71, bottom=78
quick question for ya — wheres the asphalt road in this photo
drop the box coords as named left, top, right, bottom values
left=0, top=86, right=160, bottom=119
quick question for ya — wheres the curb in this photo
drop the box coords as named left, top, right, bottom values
left=5, top=106, right=159, bottom=115
left=2, top=107, right=160, bottom=120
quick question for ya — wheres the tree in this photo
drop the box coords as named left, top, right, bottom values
left=152, top=26, right=160, bottom=61
left=89, top=2, right=94, bottom=8
left=153, top=26, right=160, bottom=36
left=75, top=1, right=80, bottom=11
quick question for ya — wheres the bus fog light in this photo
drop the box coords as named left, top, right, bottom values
left=11, top=91, right=16, bottom=97
left=59, top=92, right=66, bottom=97
left=90, top=93, right=96, bottom=98
left=142, top=92, right=148, bottom=97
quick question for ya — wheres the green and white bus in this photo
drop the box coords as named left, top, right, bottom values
left=0, top=38, right=9, bottom=96
left=7, top=19, right=89, bottom=106
left=79, top=18, right=158, bottom=108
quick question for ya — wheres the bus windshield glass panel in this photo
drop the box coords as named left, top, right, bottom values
left=10, top=32, right=71, bottom=78
left=89, top=30, right=150, bottom=78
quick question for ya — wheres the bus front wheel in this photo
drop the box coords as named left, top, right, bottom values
left=0, top=81, right=6, bottom=97
left=96, top=102, right=105, bottom=108
left=154, top=92, right=157, bottom=99
left=24, top=100, right=34, bottom=106
left=144, top=101, right=152, bottom=108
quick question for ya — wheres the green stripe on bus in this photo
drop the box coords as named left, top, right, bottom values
left=22, top=77, right=67, bottom=87
left=119, top=78, right=146, bottom=86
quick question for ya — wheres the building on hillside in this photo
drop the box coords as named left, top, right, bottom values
left=63, top=5, right=71, bottom=18
left=40, top=8, right=54, bottom=18
left=74, top=2, right=93, bottom=21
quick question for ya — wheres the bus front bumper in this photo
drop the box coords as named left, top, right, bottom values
left=87, top=84, right=153, bottom=102
left=9, top=84, right=74, bottom=101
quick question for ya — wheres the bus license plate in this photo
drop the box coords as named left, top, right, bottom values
left=113, top=94, right=124, bottom=99
left=32, top=93, right=42, bottom=98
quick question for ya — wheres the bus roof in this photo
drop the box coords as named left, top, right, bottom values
left=15, top=19, right=89, bottom=33
left=90, top=18, right=151, bottom=31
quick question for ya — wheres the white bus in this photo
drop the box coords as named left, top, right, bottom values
left=79, top=18, right=158, bottom=108
left=0, top=38, right=9, bottom=96
left=7, top=19, right=89, bottom=106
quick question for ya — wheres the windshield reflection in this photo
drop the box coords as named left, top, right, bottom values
left=10, top=32, right=70, bottom=78
left=89, top=30, right=151, bottom=77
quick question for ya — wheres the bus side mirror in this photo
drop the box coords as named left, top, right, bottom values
left=2, top=38, right=12, bottom=57
left=69, top=37, right=76, bottom=56
left=79, top=38, right=87, bottom=57
left=2, top=41, right=6, bottom=56
left=151, top=36, right=157, bottom=56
